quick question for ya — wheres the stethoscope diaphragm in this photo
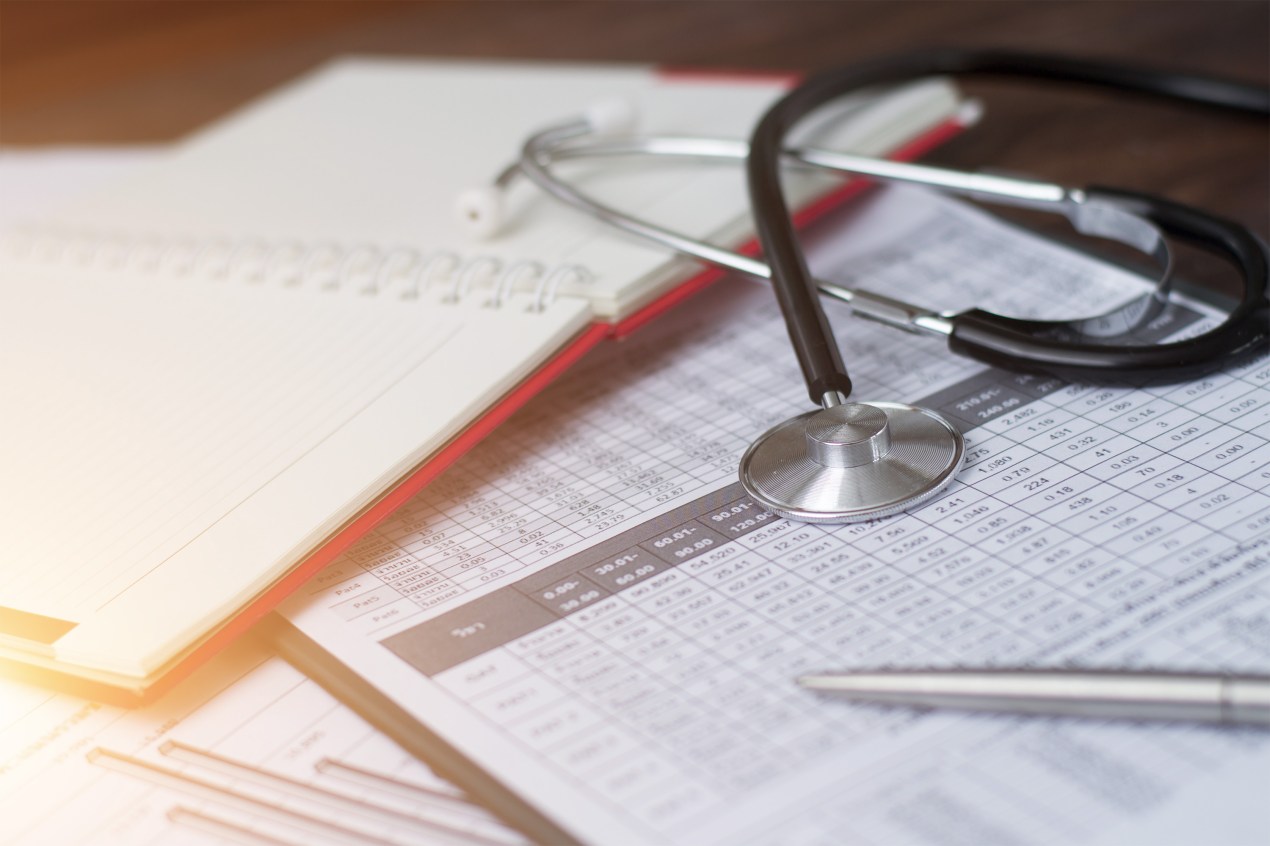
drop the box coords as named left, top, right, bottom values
left=739, top=401, right=965, bottom=523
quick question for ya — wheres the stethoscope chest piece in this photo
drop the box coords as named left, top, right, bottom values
left=739, top=402, right=965, bottom=523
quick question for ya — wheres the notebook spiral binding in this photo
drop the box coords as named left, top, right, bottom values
left=0, top=227, right=592, bottom=312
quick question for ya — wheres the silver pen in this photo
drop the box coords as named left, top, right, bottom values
left=796, top=669, right=1270, bottom=726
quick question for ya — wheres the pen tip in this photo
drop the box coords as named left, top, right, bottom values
left=797, top=672, right=871, bottom=691
left=796, top=670, right=914, bottom=693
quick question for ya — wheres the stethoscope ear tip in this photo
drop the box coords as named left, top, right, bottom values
left=454, top=97, right=637, bottom=241
left=454, top=186, right=507, bottom=240
left=584, top=98, right=638, bottom=136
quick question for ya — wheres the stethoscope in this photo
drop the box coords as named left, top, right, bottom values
left=460, top=50, right=1270, bottom=524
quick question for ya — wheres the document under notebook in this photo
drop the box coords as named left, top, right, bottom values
left=0, top=59, right=965, bottom=699
left=273, top=186, right=1270, bottom=845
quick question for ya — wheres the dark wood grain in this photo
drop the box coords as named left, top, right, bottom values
left=2, top=1, right=1266, bottom=243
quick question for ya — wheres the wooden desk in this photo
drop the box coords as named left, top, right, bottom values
left=3, top=1, right=1266, bottom=271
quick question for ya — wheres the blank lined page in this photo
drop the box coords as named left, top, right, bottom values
left=0, top=270, right=460, bottom=624
left=0, top=256, right=591, bottom=683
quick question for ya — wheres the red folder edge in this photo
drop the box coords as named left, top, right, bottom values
left=14, top=112, right=966, bottom=706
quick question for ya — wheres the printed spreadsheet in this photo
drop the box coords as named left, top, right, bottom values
left=282, top=187, right=1270, bottom=845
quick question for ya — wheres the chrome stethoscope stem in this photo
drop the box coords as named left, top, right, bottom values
left=536, top=134, right=1070, bottom=210
left=509, top=124, right=963, bottom=337
left=514, top=122, right=775, bottom=283
left=494, top=121, right=1173, bottom=340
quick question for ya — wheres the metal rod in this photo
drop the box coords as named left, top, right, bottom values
left=797, top=669, right=1270, bottom=725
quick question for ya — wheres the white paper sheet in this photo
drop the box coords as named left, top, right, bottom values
left=0, top=637, right=524, bottom=845
left=0, top=147, right=163, bottom=229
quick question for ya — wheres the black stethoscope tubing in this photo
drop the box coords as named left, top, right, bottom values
left=747, top=49, right=1270, bottom=406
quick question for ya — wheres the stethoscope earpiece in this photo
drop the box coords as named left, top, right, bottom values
left=454, top=186, right=507, bottom=240
left=582, top=98, right=638, bottom=135
left=739, top=402, right=965, bottom=523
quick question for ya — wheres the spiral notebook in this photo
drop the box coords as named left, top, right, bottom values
left=0, top=59, right=964, bottom=701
